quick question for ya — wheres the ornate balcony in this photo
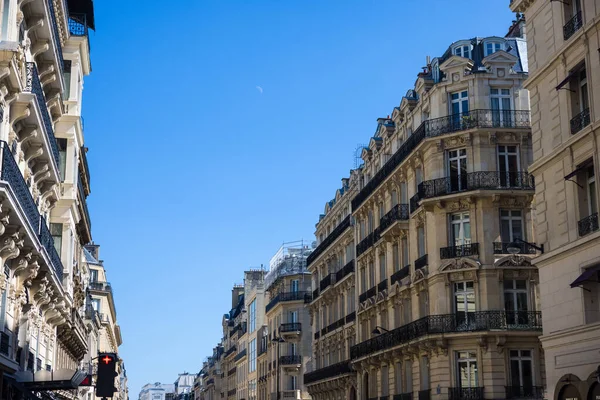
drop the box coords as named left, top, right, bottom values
left=224, top=345, right=237, bottom=358
left=38, top=217, right=64, bottom=281
left=563, top=11, right=583, bottom=41
left=379, top=204, right=409, bottom=234
left=279, top=323, right=301, bottom=333
left=336, top=260, right=355, bottom=282
left=279, top=355, right=301, bottom=366
left=89, top=281, right=111, bottom=293
left=359, top=286, right=377, bottom=303
left=266, top=291, right=309, bottom=313
left=493, top=242, right=538, bottom=254
left=77, top=174, right=92, bottom=244
left=414, top=254, right=428, bottom=271
left=357, top=228, right=380, bottom=257
left=570, top=108, right=590, bottom=135
left=449, top=388, right=484, bottom=400
left=234, top=348, right=247, bottom=362
left=304, top=360, right=352, bottom=385
left=391, top=265, right=410, bottom=285
left=505, top=386, right=544, bottom=399
left=307, top=216, right=351, bottom=266
left=377, top=279, right=388, bottom=293
left=320, top=274, right=335, bottom=292
left=578, top=213, right=599, bottom=237
left=440, top=243, right=479, bottom=259
left=69, top=14, right=89, bottom=37
left=350, top=310, right=542, bottom=360
left=345, top=311, right=356, bottom=323
left=282, top=390, right=301, bottom=400
left=352, top=110, right=531, bottom=211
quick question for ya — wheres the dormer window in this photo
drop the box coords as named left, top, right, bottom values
left=485, top=41, right=504, bottom=56
left=432, top=60, right=440, bottom=83
left=454, top=44, right=471, bottom=59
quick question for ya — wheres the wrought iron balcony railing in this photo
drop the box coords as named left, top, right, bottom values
left=79, top=146, right=91, bottom=193
left=279, top=323, right=301, bottom=333
left=380, top=204, right=409, bottom=233
left=307, top=216, right=351, bottom=266
left=279, top=355, right=301, bottom=365
left=266, top=291, right=309, bottom=313
left=324, top=317, right=345, bottom=335
left=47, top=0, right=64, bottom=78
left=234, top=348, right=247, bottom=362
left=570, top=108, right=590, bottom=135
left=414, top=254, right=428, bottom=271
left=320, top=274, right=335, bottom=292
left=352, top=110, right=531, bottom=211
left=357, top=228, right=380, bottom=257
left=416, top=171, right=534, bottom=202
left=336, top=260, right=355, bottom=282
left=310, top=288, right=318, bottom=302
left=410, top=193, right=420, bottom=214
left=563, top=11, right=583, bottom=41
left=0, top=331, right=10, bottom=356
left=377, top=279, right=388, bottom=293
left=224, top=345, right=237, bottom=357
left=418, top=390, right=431, bottom=400
left=314, top=331, right=320, bottom=340
left=24, top=63, right=60, bottom=169
left=345, top=311, right=356, bottom=323
left=578, top=213, right=599, bottom=237
left=38, top=217, right=64, bottom=281
left=77, top=174, right=92, bottom=238
left=440, top=243, right=479, bottom=259
left=69, top=14, right=89, bottom=37
left=449, top=387, right=484, bottom=400
left=304, top=360, right=352, bottom=385
left=89, top=281, right=112, bottom=293
left=493, top=242, right=538, bottom=254
left=391, top=265, right=410, bottom=285
left=393, top=393, right=412, bottom=400
left=505, top=386, right=544, bottom=399
left=350, top=310, right=542, bottom=359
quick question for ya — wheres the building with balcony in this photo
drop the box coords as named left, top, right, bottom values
left=243, top=270, right=266, bottom=400
left=508, top=1, right=600, bottom=400
left=223, top=284, right=247, bottom=400
left=200, top=345, right=225, bottom=400
left=139, top=382, right=176, bottom=400
left=304, top=175, right=358, bottom=400
left=264, top=241, right=313, bottom=400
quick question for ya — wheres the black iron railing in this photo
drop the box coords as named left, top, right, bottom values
left=352, top=110, right=531, bottom=211
left=350, top=310, right=542, bottom=359
left=418, top=390, right=431, bottom=400
left=89, top=281, right=111, bottom=292
left=280, top=323, right=301, bottom=333
left=47, top=0, right=64, bottom=78
left=571, top=108, right=590, bottom=135
left=493, top=242, right=538, bottom=254
left=381, top=396, right=389, bottom=400
left=380, top=204, right=409, bottom=233
left=410, top=193, right=420, bottom=214
left=314, top=331, right=320, bottom=340
left=228, top=367, right=236, bottom=376
left=391, top=265, right=410, bottom=285
left=0, top=331, right=9, bottom=356
left=416, top=171, right=534, bottom=201
left=38, top=217, right=64, bottom=281
left=505, top=386, right=544, bottom=399
left=320, top=274, right=335, bottom=292
left=266, top=291, right=309, bottom=313
left=345, top=311, right=356, bottom=323
left=228, top=389, right=237, bottom=397
left=336, top=260, right=355, bottom=282
left=449, top=387, right=484, bottom=400
left=78, top=174, right=92, bottom=233
left=325, top=317, right=345, bottom=334
left=377, top=279, right=388, bottom=293
left=307, top=216, right=351, bottom=266
left=393, top=394, right=412, bottom=400
left=279, top=355, right=301, bottom=365
left=69, top=14, right=88, bottom=36
left=304, top=361, right=352, bottom=384
left=440, top=243, right=479, bottom=259
left=206, top=379, right=215, bottom=386
left=311, top=288, right=319, bottom=302
left=234, top=348, right=247, bottom=361
left=578, top=213, right=599, bottom=237
left=225, top=345, right=237, bottom=357
left=357, top=228, right=380, bottom=257
left=563, top=11, right=583, bottom=40
left=80, top=146, right=91, bottom=192
left=24, top=63, right=60, bottom=169
left=415, top=254, right=428, bottom=271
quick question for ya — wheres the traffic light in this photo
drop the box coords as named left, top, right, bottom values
left=96, top=352, right=118, bottom=398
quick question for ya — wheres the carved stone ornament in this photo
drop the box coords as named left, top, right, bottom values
left=444, top=134, right=471, bottom=150
left=447, top=198, right=473, bottom=212
left=414, top=210, right=426, bottom=226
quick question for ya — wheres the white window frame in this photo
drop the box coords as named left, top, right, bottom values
left=587, top=165, right=596, bottom=216
left=456, top=351, right=478, bottom=388
left=450, top=212, right=471, bottom=247
left=509, top=349, right=534, bottom=387
left=454, top=44, right=472, bottom=59
left=485, top=41, right=503, bottom=56
left=500, top=210, right=524, bottom=242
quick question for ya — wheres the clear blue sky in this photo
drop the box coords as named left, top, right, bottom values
left=82, top=0, right=516, bottom=395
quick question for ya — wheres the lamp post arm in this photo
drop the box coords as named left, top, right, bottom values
left=514, top=238, right=544, bottom=253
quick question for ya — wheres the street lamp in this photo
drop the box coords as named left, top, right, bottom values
left=371, top=326, right=390, bottom=335
left=271, top=336, right=285, bottom=400
left=506, top=238, right=544, bottom=254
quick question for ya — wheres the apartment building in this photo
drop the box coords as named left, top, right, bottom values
left=200, top=345, right=225, bottom=400
left=304, top=175, right=358, bottom=400
left=139, top=383, right=176, bottom=400
left=264, top=242, right=313, bottom=400
left=245, top=270, right=266, bottom=400
left=508, top=1, right=600, bottom=400
left=224, top=285, right=247, bottom=400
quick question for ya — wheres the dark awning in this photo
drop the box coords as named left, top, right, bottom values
left=556, top=63, right=585, bottom=90
left=66, top=0, right=95, bottom=30
left=570, top=265, right=600, bottom=287
left=16, top=369, right=87, bottom=391
left=564, top=158, right=593, bottom=181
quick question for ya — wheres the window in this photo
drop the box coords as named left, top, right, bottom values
left=50, top=223, right=62, bottom=257
left=392, top=244, right=399, bottom=272
left=249, top=300, right=256, bottom=332
left=504, top=280, right=529, bottom=324
left=485, top=42, right=503, bottom=56
left=432, top=60, right=440, bottom=83
left=379, top=202, right=385, bottom=220
left=379, top=252, right=386, bottom=282
left=491, top=88, right=512, bottom=127
left=420, top=356, right=430, bottom=390
left=391, top=190, right=398, bottom=207
left=509, top=350, right=534, bottom=392
left=57, top=139, right=67, bottom=181
left=562, top=0, right=582, bottom=40
left=368, top=261, right=375, bottom=288
left=450, top=212, right=471, bottom=247
left=585, top=165, right=597, bottom=217
left=400, top=182, right=407, bottom=204
left=404, top=360, right=413, bottom=392
left=415, top=168, right=423, bottom=188
left=417, top=227, right=425, bottom=257
left=568, top=65, right=590, bottom=134
left=401, top=237, right=409, bottom=267
left=360, top=267, right=367, bottom=293
left=419, top=291, right=428, bottom=318
left=500, top=210, right=523, bottom=243
left=454, top=44, right=471, bottom=59
left=498, top=145, right=520, bottom=186
left=395, top=362, right=403, bottom=394
left=91, top=298, right=100, bottom=312
left=90, top=269, right=98, bottom=283
left=451, top=91, right=469, bottom=123
left=454, top=282, right=475, bottom=325
left=456, top=351, right=478, bottom=388
left=368, top=210, right=374, bottom=233
left=290, top=279, right=299, bottom=292
left=448, top=149, right=467, bottom=192
left=381, top=365, right=389, bottom=396
left=249, top=339, right=256, bottom=372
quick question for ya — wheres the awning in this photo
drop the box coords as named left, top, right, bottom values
left=556, top=63, right=585, bottom=90
left=564, top=158, right=593, bottom=181
left=570, top=265, right=600, bottom=287
left=16, top=369, right=87, bottom=391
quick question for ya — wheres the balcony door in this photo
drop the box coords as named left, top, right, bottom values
left=509, top=350, right=534, bottom=397
left=500, top=210, right=523, bottom=243
left=491, top=88, right=512, bottom=127
left=498, top=145, right=519, bottom=187
left=451, top=90, right=469, bottom=130
left=448, top=149, right=468, bottom=192
left=504, top=279, right=529, bottom=325
left=289, top=311, right=298, bottom=324
left=450, top=213, right=471, bottom=248
left=454, top=281, right=475, bottom=327
left=456, top=351, right=478, bottom=389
